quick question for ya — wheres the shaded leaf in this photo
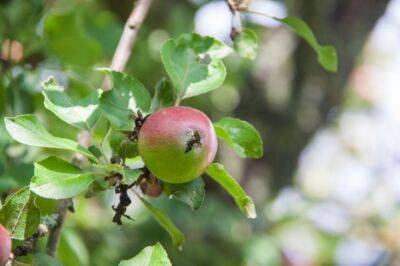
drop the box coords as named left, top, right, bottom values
left=150, top=78, right=176, bottom=112
left=42, top=77, right=102, bottom=131
left=44, top=12, right=102, bottom=67
left=214, top=117, right=263, bottom=158
left=163, top=178, right=205, bottom=210
left=161, top=33, right=231, bottom=100
left=99, top=68, right=151, bottom=130
left=0, top=187, right=40, bottom=240
left=123, top=168, right=142, bottom=184
left=93, top=163, right=142, bottom=184
left=4, top=115, right=97, bottom=161
left=233, top=28, right=258, bottom=60
left=31, top=156, right=95, bottom=199
left=85, top=180, right=110, bottom=198
left=110, top=131, right=138, bottom=159
left=206, top=163, right=256, bottom=219
left=277, top=16, right=338, bottom=72
left=139, top=197, right=184, bottom=248
left=88, top=145, right=103, bottom=160
left=58, top=228, right=90, bottom=266
left=119, top=243, right=171, bottom=266
left=33, top=253, right=63, bottom=266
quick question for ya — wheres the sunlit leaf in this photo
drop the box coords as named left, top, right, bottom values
left=214, top=117, right=263, bottom=158
left=119, top=243, right=171, bottom=266
left=206, top=163, right=256, bottom=219
left=139, top=196, right=185, bottom=248
left=99, top=68, right=151, bottom=130
left=233, top=28, right=258, bottom=60
left=277, top=16, right=338, bottom=72
left=42, top=76, right=102, bottom=131
left=44, top=11, right=102, bottom=67
left=4, top=115, right=97, bottom=162
left=163, top=178, right=205, bottom=210
left=0, top=187, right=40, bottom=240
left=31, top=156, right=95, bottom=199
left=161, top=33, right=231, bottom=100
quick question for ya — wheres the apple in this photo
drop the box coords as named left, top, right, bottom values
left=0, top=224, right=11, bottom=266
left=138, top=106, right=217, bottom=183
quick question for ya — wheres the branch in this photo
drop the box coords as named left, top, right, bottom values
left=103, top=0, right=153, bottom=89
left=45, top=199, right=71, bottom=257
left=6, top=224, right=48, bottom=265
left=6, top=211, right=64, bottom=265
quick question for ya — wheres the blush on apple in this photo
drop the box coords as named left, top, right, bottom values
left=0, top=224, right=11, bottom=266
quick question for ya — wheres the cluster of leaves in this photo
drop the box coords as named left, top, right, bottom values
left=0, top=33, right=264, bottom=263
left=0, top=0, right=338, bottom=261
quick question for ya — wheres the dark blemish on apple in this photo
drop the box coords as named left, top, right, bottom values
left=185, top=129, right=202, bottom=153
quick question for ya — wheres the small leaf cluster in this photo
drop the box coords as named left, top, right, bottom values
left=1, top=33, right=263, bottom=258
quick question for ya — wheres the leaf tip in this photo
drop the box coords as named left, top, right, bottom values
left=244, top=200, right=257, bottom=219
left=318, top=46, right=338, bottom=72
left=243, top=197, right=257, bottom=219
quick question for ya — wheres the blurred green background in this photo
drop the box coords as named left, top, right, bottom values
left=1, top=0, right=399, bottom=265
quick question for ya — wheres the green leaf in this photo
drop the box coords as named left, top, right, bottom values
left=99, top=68, right=151, bottom=130
left=161, top=33, right=231, bottom=100
left=88, top=145, right=103, bottom=160
left=277, top=16, right=338, bottom=72
left=31, top=156, right=95, bottom=199
left=110, top=131, right=138, bottom=159
left=150, top=78, right=176, bottom=112
left=233, top=28, right=258, bottom=60
left=93, top=163, right=142, bottom=184
left=214, top=117, right=263, bottom=158
left=163, top=178, right=205, bottom=210
left=42, top=77, right=102, bottom=131
left=58, top=228, right=90, bottom=266
left=44, top=11, right=102, bottom=67
left=85, top=180, right=110, bottom=198
left=0, top=187, right=40, bottom=240
left=139, top=197, right=185, bottom=249
left=123, top=168, right=142, bottom=184
left=206, top=163, right=256, bottom=219
left=4, top=115, right=97, bottom=161
left=33, top=253, right=63, bottom=266
left=119, top=243, right=171, bottom=266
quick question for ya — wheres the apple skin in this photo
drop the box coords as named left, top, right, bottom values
left=0, top=224, right=11, bottom=266
left=138, top=106, right=217, bottom=184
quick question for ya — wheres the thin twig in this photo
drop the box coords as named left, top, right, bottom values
left=6, top=224, right=49, bottom=265
left=103, top=0, right=153, bottom=89
left=46, top=199, right=70, bottom=257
